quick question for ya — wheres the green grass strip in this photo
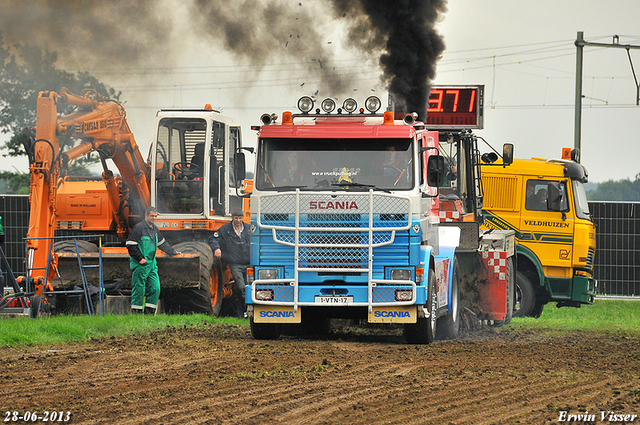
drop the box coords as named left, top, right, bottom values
left=508, top=299, right=640, bottom=334
left=0, top=314, right=246, bottom=348
left=1, top=299, right=638, bottom=348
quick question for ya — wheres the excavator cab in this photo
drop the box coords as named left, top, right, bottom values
left=152, top=110, right=243, bottom=217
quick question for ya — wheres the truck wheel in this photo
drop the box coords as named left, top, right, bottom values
left=530, top=302, right=544, bottom=318
left=209, top=256, right=225, bottom=317
left=404, top=269, right=437, bottom=344
left=166, top=242, right=217, bottom=315
left=250, top=318, right=281, bottom=340
left=436, top=258, right=460, bottom=340
left=513, top=271, right=536, bottom=318
left=492, top=256, right=515, bottom=326
left=30, top=294, right=42, bottom=318
left=53, top=240, right=99, bottom=253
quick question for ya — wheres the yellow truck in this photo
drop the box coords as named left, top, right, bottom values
left=480, top=149, right=596, bottom=317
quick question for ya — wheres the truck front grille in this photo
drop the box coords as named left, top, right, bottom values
left=586, top=247, right=595, bottom=269
left=258, top=191, right=411, bottom=271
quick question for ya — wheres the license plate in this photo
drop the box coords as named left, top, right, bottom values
left=315, top=296, right=353, bottom=305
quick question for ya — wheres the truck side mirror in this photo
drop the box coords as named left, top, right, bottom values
left=234, top=151, right=246, bottom=185
left=427, top=155, right=445, bottom=188
left=547, top=181, right=563, bottom=212
left=502, top=143, right=514, bottom=165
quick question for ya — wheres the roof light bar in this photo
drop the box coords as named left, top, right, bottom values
left=296, top=95, right=382, bottom=115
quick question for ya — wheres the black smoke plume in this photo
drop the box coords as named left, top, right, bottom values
left=189, top=0, right=352, bottom=94
left=330, top=0, right=447, bottom=120
left=0, top=0, right=172, bottom=69
left=0, top=0, right=447, bottom=118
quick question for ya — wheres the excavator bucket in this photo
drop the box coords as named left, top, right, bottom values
left=53, top=250, right=201, bottom=290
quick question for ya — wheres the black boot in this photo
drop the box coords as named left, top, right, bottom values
left=130, top=307, right=143, bottom=314
left=144, top=306, right=157, bottom=315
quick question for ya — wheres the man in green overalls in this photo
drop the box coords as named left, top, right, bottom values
left=126, top=206, right=179, bottom=314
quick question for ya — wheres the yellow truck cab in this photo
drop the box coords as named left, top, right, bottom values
left=480, top=151, right=596, bottom=317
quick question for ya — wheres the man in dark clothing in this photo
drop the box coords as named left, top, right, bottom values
left=126, top=206, right=179, bottom=315
left=209, top=209, right=250, bottom=317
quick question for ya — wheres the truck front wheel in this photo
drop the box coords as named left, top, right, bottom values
left=404, top=269, right=437, bottom=344
left=513, top=271, right=536, bottom=318
left=436, top=258, right=460, bottom=340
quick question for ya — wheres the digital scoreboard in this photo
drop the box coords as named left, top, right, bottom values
left=426, top=85, right=484, bottom=129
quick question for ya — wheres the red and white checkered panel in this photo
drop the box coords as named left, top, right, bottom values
left=477, top=250, right=509, bottom=321
left=481, top=250, right=508, bottom=281
left=439, top=211, right=461, bottom=222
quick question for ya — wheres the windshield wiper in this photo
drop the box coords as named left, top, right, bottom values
left=273, top=185, right=309, bottom=191
left=330, top=182, right=390, bottom=193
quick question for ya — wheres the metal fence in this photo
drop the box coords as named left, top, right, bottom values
left=590, top=201, right=640, bottom=296
left=0, top=195, right=30, bottom=277
left=1, top=195, right=638, bottom=296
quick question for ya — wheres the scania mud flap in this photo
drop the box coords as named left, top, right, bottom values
left=54, top=252, right=201, bottom=290
left=368, top=306, right=417, bottom=323
left=477, top=250, right=508, bottom=321
left=253, top=305, right=301, bottom=323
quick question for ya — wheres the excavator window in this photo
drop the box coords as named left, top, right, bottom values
left=155, top=118, right=210, bottom=214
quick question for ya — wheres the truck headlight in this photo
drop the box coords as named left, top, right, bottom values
left=395, top=290, right=413, bottom=301
left=343, top=98, right=358, bottom=113
left=365, top=96, right=381, bottom=113
left=258, top=269, right=279, bottom=280
left=321, top=98, right=336, bottom=113
left=298, top=96, right=314, bottom=113
left=255, top=289, right=274, bottom=301
left=391, top=269, right=411, bottom=281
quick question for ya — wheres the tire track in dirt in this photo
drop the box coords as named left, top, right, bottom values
left=2, top=324, right=639, bottom=424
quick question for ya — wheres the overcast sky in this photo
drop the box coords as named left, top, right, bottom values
left=1, top=0, right=639, bottom=183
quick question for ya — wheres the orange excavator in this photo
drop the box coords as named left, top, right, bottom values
left=21, top=88, right=251, bottom=315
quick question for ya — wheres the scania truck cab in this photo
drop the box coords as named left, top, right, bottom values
left=241, top=94, right=514, bottom=343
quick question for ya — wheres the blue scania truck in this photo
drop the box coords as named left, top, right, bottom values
left=239, top=91, right=515, bottom=344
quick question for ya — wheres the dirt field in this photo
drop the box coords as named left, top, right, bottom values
left=1, top=322, right=639, bottom=425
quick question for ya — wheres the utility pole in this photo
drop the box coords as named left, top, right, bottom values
left=574, top=32, right=640, bottom=161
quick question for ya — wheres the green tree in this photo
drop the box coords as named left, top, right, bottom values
left=587, top=174, right=640, bottom=201
left=0, top=33, right=120, bottom=177
left=0, top=170, right=29, bottom=194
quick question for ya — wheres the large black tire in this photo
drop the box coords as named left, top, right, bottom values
left=530, top=301, right=545, bottom=318
left=53, top=240, right=99, bottom=254
left=50, top=240, right=99, bottom=315
left=404, top=269, right=437, bottom=344
left=250, top=318, right=281, bottom=340
left=492, top=256, right=515, bottom=326
left=513, top=271, right=536, bottom=318
left=436, top=257, right=460, bottom=340
left=164, top=241, right=217, bottom=315
left=209, top=256, right=225, bottom=317
left=30, top=294, right=42, bottom=318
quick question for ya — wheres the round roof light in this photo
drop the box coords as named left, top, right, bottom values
left=343, top=98, right=358, bottom=114
left=365, top=96, right=382, bottom=113
left=297, top=96, right=314, bottom=113
left=321, top=98, right=336, bottom=113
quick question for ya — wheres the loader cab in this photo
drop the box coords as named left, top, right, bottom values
left=151, top=110, right=243, bottom=218
left=436, top=132, right=482, bottom=220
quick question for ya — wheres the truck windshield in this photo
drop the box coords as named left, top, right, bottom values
left=255, top=137, right=414, bottom=191
left=572, top=180, right=592, bottom=220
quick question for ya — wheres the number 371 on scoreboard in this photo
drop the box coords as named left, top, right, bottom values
left=426, top=85, right=484, bottom=130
